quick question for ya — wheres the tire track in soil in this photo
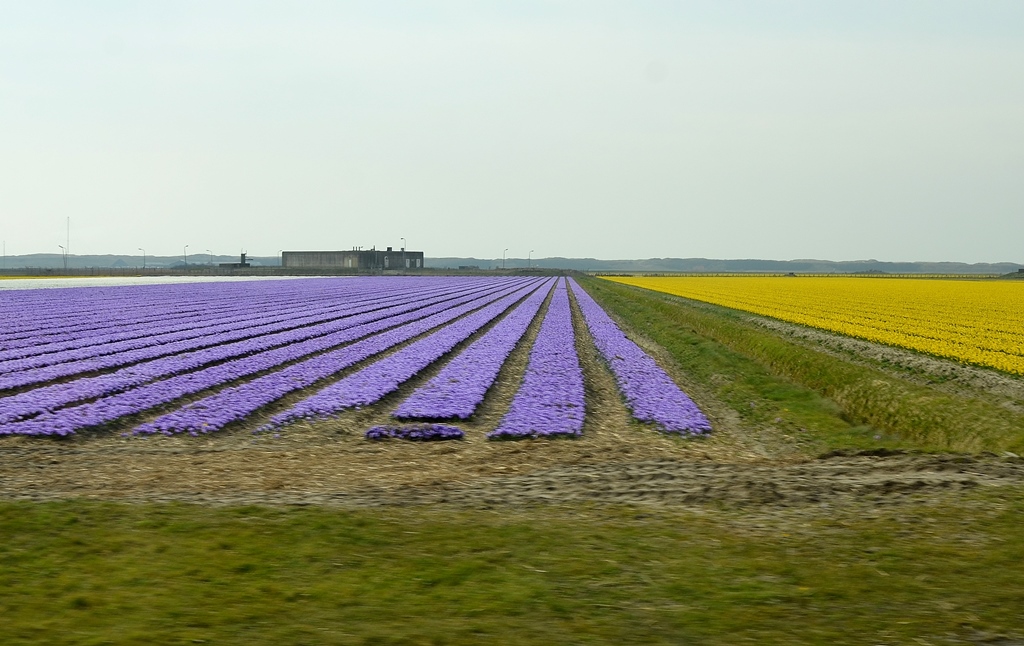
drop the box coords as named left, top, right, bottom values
left=2, top=449, right=1022, bottom=511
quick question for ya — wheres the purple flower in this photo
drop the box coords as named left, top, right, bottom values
left=489, top=278, right=585, bottom=439
left=0, top=277, right=533, bottom=436
left=0, top=278, right=493, bottom=427
left=135, top=278, right=540, bottom=436
left=567, top=278, right=711, bottom=436
left=393, top=278, right=555, bottom=420
left=365, top=424, right=464, bottom=441
left=265, top=279, right=547, bottom=430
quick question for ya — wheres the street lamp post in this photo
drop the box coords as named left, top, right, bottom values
left=207, top=249, right=213, bottom=266
left=529, top=250, right=534, bottom=269
left=58, top=245, right=67, bottom=272
left=503, top=248, right=508, bottom=270
left=138, top=248, right=146, bottom=269
left=401, top=237, right=406, bottom=271
left=184, top=245, right=189, bottom=269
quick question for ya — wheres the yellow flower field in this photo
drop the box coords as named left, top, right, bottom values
left=603, top=276, right=1024, bottom=376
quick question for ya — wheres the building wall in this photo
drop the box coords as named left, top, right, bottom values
left=282, top=250, right=424, bottom=269
left=378, top=251, right=424, bottom=269
left=281, top=251, right=357, bottom=268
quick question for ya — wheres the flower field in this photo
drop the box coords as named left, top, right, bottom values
left=603, top=276, right=1024, bottom=376
left=0, top=276, right=710, bottom=439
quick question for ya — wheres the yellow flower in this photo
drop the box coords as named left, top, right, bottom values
left=605, top=276, right=1024, bottom=376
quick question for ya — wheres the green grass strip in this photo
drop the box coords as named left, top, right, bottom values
left=2, top=497, right=1023, bottom=645
left=584, top=277, right=1024, bottom=453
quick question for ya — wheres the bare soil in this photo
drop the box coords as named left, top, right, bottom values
left=3, top=426, right=1022, bottom=513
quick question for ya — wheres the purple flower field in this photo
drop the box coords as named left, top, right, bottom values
left=391, top=278, right=554, bottom=421
left=0, top=276, right=710, bottom=440
left=568, top=278, right=711, bottom=435
left=488, top=278, right=584, bottom=439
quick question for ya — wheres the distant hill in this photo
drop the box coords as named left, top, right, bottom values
left=426, top=257, right=1023, bottom=274
left=0, top=253, right=280, bottom=269
left=1, top=253, right=1020, bottom=275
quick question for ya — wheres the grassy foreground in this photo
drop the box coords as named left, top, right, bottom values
left=2, top=494, right=1024, bottom=645
left=581, top=277, right=1024, bottom=454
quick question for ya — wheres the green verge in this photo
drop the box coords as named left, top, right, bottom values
left=2, top=497, right=1023, bottom=645
left=581, top=277, right=1024, bottom=454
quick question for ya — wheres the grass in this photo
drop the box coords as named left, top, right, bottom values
left=580, top=277, right=1024, bottom=454
left=2, top=494, right=1023, bottom=645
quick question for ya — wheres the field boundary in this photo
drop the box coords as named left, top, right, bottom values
left=581, top=277, right=1024, bottom=454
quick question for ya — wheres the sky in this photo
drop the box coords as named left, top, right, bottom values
left=1, top=1, right=1022, bottom=263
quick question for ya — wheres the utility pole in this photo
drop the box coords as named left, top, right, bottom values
left=184, top=244, right=189, bottom=269
left=207, top=249, right=213, bottom=265
left=503, top=248, right=508, bottom=270
left=401, top=237, right=406, bottom=271
left=529, top=249, right=534, bottom=269
left=138, top=248, right=146, bottom=269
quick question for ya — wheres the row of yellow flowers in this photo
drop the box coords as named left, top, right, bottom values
left=603, top=276, right=1024, bottom=376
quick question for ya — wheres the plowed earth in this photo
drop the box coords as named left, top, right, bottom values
left=3, top=440, right=1022, bottom=514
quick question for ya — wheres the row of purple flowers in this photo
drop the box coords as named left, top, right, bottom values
left=392, top=278, right=554, bottom=420
left=0, top=280, right=504, bottom=426
left=0, top=282, right=322, bottom=359
left=0, top=285, right=362, bottom=365
left=0, top=279, right=465, bottom=379
left=0, top=280, right=499, bottom=392
left=2, top=297, right=243, bottom=355
left=364, top=278, right=708, bottom=442
left=1, top=279, right=335, bottom=349
left=366, top=424, right=465, bottom=441
left=134, top=279, right=541, bottom=436
left=1, top=278, right=534, bottom=436
left=264, top=279, right=553, bottom=428
left=1, top=281, right=228, bottom=339
left=1, top=277, right=490, bottom=355
left=1, top=276, right=711, bottom=440
left=568, top=278, right=711, bottom=435
left=487, top=278, right=585, bottom=438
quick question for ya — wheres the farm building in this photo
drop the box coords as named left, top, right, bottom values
left=281, top=248, right=425, bottom=270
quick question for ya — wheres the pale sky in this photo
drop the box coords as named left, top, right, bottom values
left=1, top=1, right=1022, bottom=262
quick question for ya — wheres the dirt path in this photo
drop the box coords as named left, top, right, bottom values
left=424, top=452, right=1024, bottom=509
left=3, top=433, right=1021, bottom=511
